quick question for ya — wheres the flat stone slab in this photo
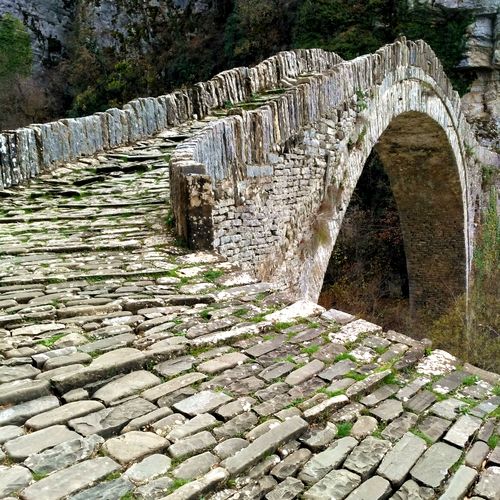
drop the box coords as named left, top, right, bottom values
left=443, top=414, right=482, bottom=447
left=351, top=416, right=378, bottom=440
left=0, top=379, right=51, bottom=405
left=69, top=476, right=133, bottom=500
left=167, top=413, right=220, bottom=441
left=142, top=372, right=207, bottom=402
left=197, top=352, right=249, bottom=374
left=0, top=395, right=60, bottom=426
left=377, top=432, right=427, bottom=486
left=24, top=435, right=104, bottom=475
left=0, top=465, right=32, bottom=497
left=124, top=453, right=172, bottom=485
left=411, top=442, right=462, bottom=488
left=319, top=360, right=356, bottom=381
left=160, top=467, right=228, bottom=500
left=4, top=424, right=80, bottom=461
left=20, top=456, right=120, bottom=500
left=24, top=400, right=105, bottom=430
left=329, top=319, right=381, bottom=344
left=172, top=451, right=218, bottom=480
left=430, top=398, right=468, bottom=420
left=0, top=364, right=40, bottom=384
left=69, top=397, right=156, bottom=437
left=168, top=430, right=217, bottom=460
left=173, top=390, right=232, bottom=416
left=405, top=390, right=437, bottom=413
left=465, top=441, right=490, bottom=469
left=344, top=436, right=392, bottom=480
left=285, top=360, right=325, bottom=386
left=321, top=308, right=355, bottom=324
left=0, top=425, right=24, bottom=444
left=271, top=448, right=312, bottom=480
left=52, top=348, right=146, bottom=393
left=438, top=465, right=477, bottom=500
left=92, top=370, right=160, bottom=405
left=224, top=416, right=308, bottom=476
left=303, top=468, right=361, bottom=500
left=417, top=415, right=451, bottom=443
left=345, top=475, right=391, bottom=500
left=474, top=466, right=500, bottom=499
left=103, top=431, right=168, bottom=464
left=299, top=437, right=358, bottom=485
left=370, top=399, right=403, bottom=422
left=303, top=395, right=349, bottom=421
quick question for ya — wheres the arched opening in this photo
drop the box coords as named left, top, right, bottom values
left=318, top=111, right=467, bottom=333
left=319, top=150, right=411, bottom=331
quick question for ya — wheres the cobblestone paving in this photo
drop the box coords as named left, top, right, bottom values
left=0, top=123, right=499, bottom=500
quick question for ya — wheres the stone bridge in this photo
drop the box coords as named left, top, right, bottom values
left=0, top=39, right=499, bottom=500
left=1, top=38, right=498, bottom=318
left=169, top=38, right=498, bottom=319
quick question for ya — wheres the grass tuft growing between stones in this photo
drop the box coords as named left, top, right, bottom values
left=36, top=333, right=66, bottom=347
left=301, top=344, right=320, bottom=355
left=345, top=371, right=366, bottom=381
left=334, top=353, right=356, bottom=363
left=487, top=434, right=499, bottom=449
left=461, top=375, right=479, bottom=387
left=336, top=422, right=353, bottom=437
left=202, top=269, right=224, bottom=282
left=410, top=428, right=434, bottom=446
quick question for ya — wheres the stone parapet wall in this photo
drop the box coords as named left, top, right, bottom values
left=0, top=48, right=341, bottom=190
left=170, top=38, right=499, bottom=311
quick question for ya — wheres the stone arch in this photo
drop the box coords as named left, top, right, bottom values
left=376, top=112, right=467, bottom=317
left=170, top=40, right=494, bottom=323
left=297, top=88, right=470, bottom=322
left=319, top=111, right=468, bottom=320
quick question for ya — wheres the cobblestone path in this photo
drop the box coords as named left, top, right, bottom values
left=0, top=121, right=499, bottom=499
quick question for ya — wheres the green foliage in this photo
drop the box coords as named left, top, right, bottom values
left=345, top=371, right=366, bottom=381
left=461, top=375, right=478, bottom=387
left=224, top=0, right=296, bottom=66
left=487, top=434, right=498, bottom=449
left=0, top=14, right=32, bottom=84
left=336, top=422, right=353, bottom=437
left=36, top=333, right=66, bottom=348
left=202, top=269, right=224, bottom=282
left=301, top=344, right=320, bottom=355
left=293, top=0, right=472, bottom=94
left=429, top=189, right=500, bottom=373
left=411, top=428, right=434, bottom=446
left=334, top=353, right=356, bottom=363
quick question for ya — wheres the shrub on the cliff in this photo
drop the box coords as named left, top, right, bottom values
left=429, top=190, right=500, bottom=373
left=0, top=13, right=32, bottom=84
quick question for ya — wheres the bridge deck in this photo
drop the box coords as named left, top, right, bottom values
left=0, top=126, right=498, bottom=499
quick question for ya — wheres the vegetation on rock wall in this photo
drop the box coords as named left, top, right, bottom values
left=429, top=188, right=499, bottom=373
left=0, top=0, right=474, bottom=126
left=0, top=14, right=40, bottom=130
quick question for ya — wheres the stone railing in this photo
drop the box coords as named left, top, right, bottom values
left=0, top=49, right=341, bottom=190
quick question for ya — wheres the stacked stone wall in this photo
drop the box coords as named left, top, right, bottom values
left=0, top=49, right=341, bottom=190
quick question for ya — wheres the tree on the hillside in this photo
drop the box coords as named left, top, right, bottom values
left=0, top=13, right=48, bottom=130
left=0, top=13, right=32, bottom=84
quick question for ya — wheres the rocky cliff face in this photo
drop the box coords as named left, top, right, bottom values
left=0, top=0, right=75, bottom=71
left=0, top=0, right=498, bottom=149
left=0, top=0, right=210, bottom=72
left=419, top=0, right=499, bottom=149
